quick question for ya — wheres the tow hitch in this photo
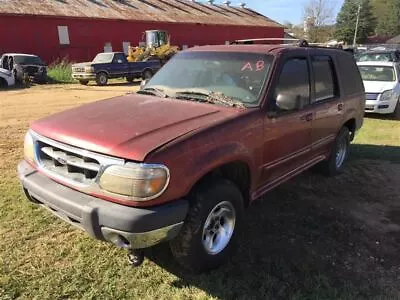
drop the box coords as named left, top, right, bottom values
left=128, top=249, right=144, bottom=267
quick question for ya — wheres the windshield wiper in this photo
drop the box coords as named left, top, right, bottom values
left=174, top=90, right=245, bottom=108
left=137, top=87, right=168, bottom=98
left=175, top=91, right=209, bottom=98
left=174, top=91, right=215, bottom=104
left=208, top=92, right=246, bottom=108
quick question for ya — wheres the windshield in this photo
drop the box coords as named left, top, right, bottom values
left=358, top=66, right=396, bottom=82
left=93, top=53, right=114, bottom=64
left=356, top=52, right=393, bottom=62
left=14, top=55, right=43, bottom=65
left=144, top=51, right=273, bottom=106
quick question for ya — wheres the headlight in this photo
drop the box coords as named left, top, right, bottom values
left=380, top=90, right=394, bottom=101
left=84, top=66, right=94, bottom=73
left=24, top=131, right=35, bottom=163
left=99, top=163, right=169, bottom=201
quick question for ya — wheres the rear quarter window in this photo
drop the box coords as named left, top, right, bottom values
left=337, top=53, right=364, bottom=96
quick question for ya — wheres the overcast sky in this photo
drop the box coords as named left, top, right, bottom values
left=202, top=0, right=345, bottom=25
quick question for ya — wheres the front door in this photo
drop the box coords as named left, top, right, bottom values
left=112, top=53, right=129, bottom=76
left=259, top=55, right=314, bottom=189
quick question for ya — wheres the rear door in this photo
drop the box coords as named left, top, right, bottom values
left=309, top=52, right=343, bottom=157
left=261, top=51, right=314, bottom=185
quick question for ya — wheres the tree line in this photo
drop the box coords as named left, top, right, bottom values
left=286, top=0, right=400, bottom=44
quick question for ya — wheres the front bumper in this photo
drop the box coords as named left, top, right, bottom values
left=365, top=99, right=397, bottom=114
left=72, top=73, right=96, bottom=80
left=33, top=72, right=47, bottom=81
left=18, top=160, right=188, bottom=249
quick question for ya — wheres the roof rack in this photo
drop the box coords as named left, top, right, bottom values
left=230, top=38, right=350, bottom=51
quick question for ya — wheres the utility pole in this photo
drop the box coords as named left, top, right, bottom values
left=353, top=2, right=362, bottom=47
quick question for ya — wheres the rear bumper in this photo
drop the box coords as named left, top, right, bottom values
left=18, top=160, right=188, bottom=249
left=72, top=73, right=96, bottom=80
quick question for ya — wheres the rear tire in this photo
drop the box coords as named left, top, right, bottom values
left=318, top=126, right=350, bottom=176
left=126, top=75, right=135, bottom=83
left=95, top=72, right=108, bottom=86
left=79, top=80, right=89, bottom=85
left=170, top=179, right=243, bottom=273
left=394, top=99, right=400, bottom=120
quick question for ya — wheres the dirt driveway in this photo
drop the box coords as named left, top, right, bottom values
left=1, top=83, right=138, bottom=126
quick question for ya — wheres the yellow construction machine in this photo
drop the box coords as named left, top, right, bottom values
left=127, top=30, right=179, bottom=63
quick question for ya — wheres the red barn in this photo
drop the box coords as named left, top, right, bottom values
left=0, top=0, right=284, bottom=64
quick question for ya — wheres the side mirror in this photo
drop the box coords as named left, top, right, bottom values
left=275, top=93, right=303, bottom=111
left=140, top=79, right=149, bottom=90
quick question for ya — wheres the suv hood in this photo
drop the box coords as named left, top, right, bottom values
left=31, top=94, right=239, bottom=161
left=363, top=80, right=397, bottom=93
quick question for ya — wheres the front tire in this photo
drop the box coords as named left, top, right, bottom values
left=0, top=78, right=8, bottom=89
left=95, top=72, right=108, bottom=86
left=319, top=126, right=350, bottom=176
left=79, top=80, right=89, bottom=85
left=170, top=179, right=243, bottom=273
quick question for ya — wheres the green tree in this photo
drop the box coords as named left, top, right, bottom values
left=303, top=0, right=335, bottom=42
left=372, top=0, right=400, bottom=37
left=335, top=0, right=376, bottom=44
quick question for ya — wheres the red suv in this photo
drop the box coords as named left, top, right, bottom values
left=18, top=44, right=365, bottom=272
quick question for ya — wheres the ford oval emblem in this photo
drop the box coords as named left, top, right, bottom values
left=56, top=157, right=67, bottom=165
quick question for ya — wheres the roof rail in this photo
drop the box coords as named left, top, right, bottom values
left=231, top=38, right=309, bottom=47
left=230, top=38, right=352, bottom=52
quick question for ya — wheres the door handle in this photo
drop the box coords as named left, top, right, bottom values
left=300, top=113, right=313, bottom=122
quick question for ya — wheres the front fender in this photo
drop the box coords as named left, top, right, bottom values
left=183, top=142, right=256, bottom=195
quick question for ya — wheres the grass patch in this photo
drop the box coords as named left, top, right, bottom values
left=354, top=116, right=400, bottom=145
left=47, top=60, right=74, bottom=84
left=352, top=117, right=400, bottom=162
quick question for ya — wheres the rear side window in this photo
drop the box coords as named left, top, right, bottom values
left=273, top=57, right=310, bottom=112
left=337, top=53, right=364, bottom=96
left=312, top=56, right=338, bottom=102
left=112, top=53, right=125, bottom=63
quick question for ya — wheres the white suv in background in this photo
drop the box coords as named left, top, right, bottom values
left=357, top=61, right=400, bottom=119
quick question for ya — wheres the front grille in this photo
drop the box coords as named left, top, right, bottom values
left=37, top=141, right=100, bottom=185
left=73, top=67, right=85, bottom=73
left=365, top=93, right=379, bottom=100
left=24, top=66, right=39, bottom=75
